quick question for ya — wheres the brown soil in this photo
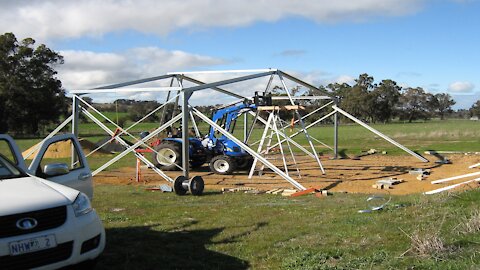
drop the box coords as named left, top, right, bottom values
left=93, top=154, right=480, bottom=195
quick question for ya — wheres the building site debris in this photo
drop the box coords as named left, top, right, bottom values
left=290, top=187, right=317, bottom=197
left=424, top=178, right=480, bottom=195
left=408, top=168, right=431, bottom=176
left=352, top=149, right=378, bottom=160
left=431, top=171, right=480, bottom=184
left=372, top=178, right=404, bottom=189
left=468, top=162, right=480, bottom=169
left=358, top=195, right=391, bottom=213
left=417, top=174, right=426, bottom=181
left=316, top=190, right=331, bottom=197
left=222, top=187, right=256, bottom=193
left=424, top=150, right=452, bottom=164
left=266, top=188, right=282, bottom=194
left=145, top=184, right=173, bottom=192
left=244, top=189, right=265, bottom=195
left=272, top=189, right=284, bottom=195
left=424, top=150, right=480, bottom=155
left=160, top=184, right=173, bottom=192
left=281, top=189, right=297, bottom=196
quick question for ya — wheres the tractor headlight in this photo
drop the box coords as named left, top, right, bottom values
left=72, top=193, right=93, bottom=217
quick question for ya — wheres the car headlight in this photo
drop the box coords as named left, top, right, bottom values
left=72, top=192, right=93, bottom=217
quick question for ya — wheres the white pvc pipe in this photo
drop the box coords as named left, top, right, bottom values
left=425, top=178, right=480, bottom=195
left=431, top=171, right=480, bottom=184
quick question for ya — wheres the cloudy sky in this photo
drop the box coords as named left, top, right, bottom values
left=1, top=0, right=479, bottom=108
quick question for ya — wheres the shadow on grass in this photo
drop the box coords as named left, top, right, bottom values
left=96, top=223, right=250, bottom=270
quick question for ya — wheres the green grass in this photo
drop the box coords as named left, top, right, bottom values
left=221, top=118, right=480, bottom=155
left=9, top=118, right=480, bottom=171
left=304, top=119, right=480, bottom=155
left=92, top=186, right=480, bottom=269
left=5, top=119, right=480, bottom=269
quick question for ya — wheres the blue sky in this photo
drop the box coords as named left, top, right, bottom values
left=1, top=0, right=479, bottom=108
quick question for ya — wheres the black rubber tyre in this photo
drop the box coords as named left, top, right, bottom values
left=237, top=157, right=254, bottom=170
left=209, top=155, right=236, bottom=175
left=174, top=176, right=188, bottom=195
left=153, top=142, right=182, bottom=171
left=188, top=176, right=205, bottom=196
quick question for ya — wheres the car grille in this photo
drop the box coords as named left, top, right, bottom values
left=0, top=206, right=67, bottom=238
left=0, top=241, right=73, bottom=269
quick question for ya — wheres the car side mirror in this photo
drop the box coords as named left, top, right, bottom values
left=44, top=163, right=70, bottom=176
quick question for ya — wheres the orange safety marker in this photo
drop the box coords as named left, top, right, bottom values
left=136, top=156, right=141, bottom=182
left=290, top=187, right=317, bottom=197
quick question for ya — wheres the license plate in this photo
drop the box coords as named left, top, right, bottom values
left=9, top=235, right=57, bottom=256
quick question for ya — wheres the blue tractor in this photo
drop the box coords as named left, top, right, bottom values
left=152, top=102, right=257, bottom=174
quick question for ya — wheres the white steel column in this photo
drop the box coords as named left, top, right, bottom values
left=249, top=113, right=274, bottom=178
left=71, top=96, right=80, bottom=166
left=272, top=113, right=289, bottom=175
left=182, top=90, right=192, bottom=178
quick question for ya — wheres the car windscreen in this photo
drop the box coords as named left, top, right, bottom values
left=0, top=153, right=26, bottom=180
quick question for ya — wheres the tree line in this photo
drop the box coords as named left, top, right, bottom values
left=313, top=74, right=457, bottom=123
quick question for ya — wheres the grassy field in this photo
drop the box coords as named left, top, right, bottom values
left=92, top=185, right=480, bottom=269
left=4, top=118, right=480, bottom=269
left=74, top=118, right=480, bottom=156
left=11, top=118, right=480, bottom=171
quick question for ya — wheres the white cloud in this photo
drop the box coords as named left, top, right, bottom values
left=448, top=81, right=475, bottom=93
left=57, top=47, right=228, bottom=91
left=0, top=0, right=425, bottom=41
left=334, top=75, right=356, bottom=85
left=299, top=71, right=355, bottom=87
left=58, top=51, right=337, bottom=105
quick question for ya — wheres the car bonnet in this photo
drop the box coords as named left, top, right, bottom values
left=0, top=176, right=79, bottom=216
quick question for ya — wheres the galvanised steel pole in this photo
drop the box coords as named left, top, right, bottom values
left=71, top=96, right=80, bottom=166
left=182, top=89, right=192, bottom=179
left=333, top=98, right=339, bottom=159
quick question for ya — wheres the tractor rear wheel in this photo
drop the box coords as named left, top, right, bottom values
left=210, top=155, right=236, bottom=175
left=153, top=142, right=182, bottom=171
left=237, top=157, right=254, bottom=170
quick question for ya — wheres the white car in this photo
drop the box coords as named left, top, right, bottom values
left=0, top=134, right=105, bottom=269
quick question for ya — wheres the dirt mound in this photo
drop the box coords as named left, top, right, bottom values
left=23, top=138, right=111, bottom=159
left=94, top=137, right=131, bottom=153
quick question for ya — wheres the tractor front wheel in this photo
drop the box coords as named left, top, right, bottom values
left=210, top=155, right=236, bottom=175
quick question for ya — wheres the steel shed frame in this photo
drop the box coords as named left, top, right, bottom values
left=39, top=68, right=427, bottom=191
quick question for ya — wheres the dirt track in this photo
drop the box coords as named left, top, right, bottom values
left=94, top=153, right=480, bottom=195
